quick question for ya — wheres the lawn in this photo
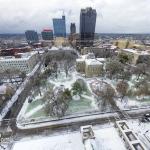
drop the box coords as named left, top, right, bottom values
left=25, top=99, right=43, bottom=113
left=66, top=97, right=94, bottom=115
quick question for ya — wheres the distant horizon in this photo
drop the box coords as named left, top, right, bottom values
left=1, top=32, right=150, bottom=35
left=0, top=0, right=150, bottom=33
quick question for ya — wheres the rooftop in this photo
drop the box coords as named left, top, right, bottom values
left=123, top=49, right=150, bottom=55
left=48, top=46, right=74, bottom=51
left=0, top=51, right=37, bottom=61
left=85, top=59, right=103, bottom=66
left=11, top=125, right=126, bottom=150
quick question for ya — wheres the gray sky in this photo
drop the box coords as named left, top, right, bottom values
left=0, top=0, right=150, bottom=33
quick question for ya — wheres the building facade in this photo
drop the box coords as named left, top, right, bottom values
left=53, top=16, right=66, bottom=37
left=120, top=49, right=150, bottom=64
left=25, top=30, right=39, bottom=44
left=85, top=59, right=103, bottom=77
left=80, top=7, right=97, bottom=47
left=76, top=53, right=104, bottom=77
left=0, top=52, right=38, bottom=74
left=81, top=46, right=116, bottom=58
left=70, top=23, right=76, bottom=34
left=41, top=29, right=53, bottom=40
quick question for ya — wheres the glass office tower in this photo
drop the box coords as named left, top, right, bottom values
left=41, top=29, right=53, bottom=40
left=25, top=30, right=39, bottom=44
left=80, top=7, right=97, bottom=47
left=53, top=16, right=66, bottom=37
left=70, top=23, right=76, bottom=34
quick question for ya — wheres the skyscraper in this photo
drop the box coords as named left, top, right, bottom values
left=70, top=23, right=76, bottom=34
left=53, top=15, right=66, bottom=37
left=25, top=30, right=39, bottom=44
left=80, top=7, right=97, bottom=47
left=41, top=29, right=53, bottom=40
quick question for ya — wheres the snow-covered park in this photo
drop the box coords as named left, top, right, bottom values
left=17, top=70, right=98, bottom=123
left=87, top=76, right=150, bottom=110
left=17, top=68, right=150, bottom=126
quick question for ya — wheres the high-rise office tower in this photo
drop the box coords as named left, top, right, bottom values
left=25, top=30, right=39, bottom=44
left=70, top=23, right=76, bottom=34
left=80, top=7, right=97, bottom=47
left=53, top=15, right=66, bottom=37
left=41, top=29, right=53, bottom=40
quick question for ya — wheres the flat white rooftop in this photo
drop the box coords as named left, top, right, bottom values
left=12, top=125, right=126, bottom=150
left=85, top=59, right=103, bottom=66
left=123, top=49, right=150, bottom=55
left=0, top=51, right=37, bottom=61
left=49, top=46, right=74, bottom=51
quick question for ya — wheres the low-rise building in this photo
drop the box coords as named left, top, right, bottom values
left=81, top=46, right=116, bottom=58
left=114, top=40, right=135, bottom=49
left=120, top=49, right=150, bottom=64
left=115, top=120, right=147, bottom=150
left=54, top=37, right=69, bottom=47
left=85, top=59, right=103, bottom=77
left=0, top=51, right=38, bottom=73
left=76, top=53, right=104, bottom=77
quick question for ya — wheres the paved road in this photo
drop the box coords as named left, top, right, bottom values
left=1, top=106, right=148, bottom=136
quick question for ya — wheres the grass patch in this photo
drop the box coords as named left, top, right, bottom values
left=66, top=97, right=92, bottom=114
left=25, top=99, right=43, bottom=113
left=28, top=108, right=48, bottom=119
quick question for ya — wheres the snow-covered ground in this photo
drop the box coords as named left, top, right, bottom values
left=12, top=124, right=126, bottom=150
left=17, top=71, right=98, bottom=122
left=127, top=119, right=150, bottom=149
left=0, top=63, right=41, bottom=122
left=87, top=77, right=150, bottom=110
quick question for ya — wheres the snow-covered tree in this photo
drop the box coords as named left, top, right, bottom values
left=45, top=87, right=71, bottom=117
left=105, top=59, right=124, bottom=79
left=132, top=63, right=147, bottom=80
left=96, top=83, right=117, bottom=111
left=116, top=81, right=129, bottom=101
left=118, top=52, right=133, bottom=64
left=134, top=77, right=150, bottom=99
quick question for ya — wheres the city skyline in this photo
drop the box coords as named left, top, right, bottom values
left=0, top=0, right=150, bottom=33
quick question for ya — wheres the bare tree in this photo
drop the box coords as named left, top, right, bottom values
left=20, top=72, right=26, bottom=82
left=132, top=63, right=147, bottom=80
left=105, top=59, right=124, bottom=79
left=45, top=88, right=71, bottom=117
left=33, top=75, right=42, bottom=96
left=134, top=77, right=150, bottom=99
left=64, top=59, right=74, bottom=77
left=116, top=81, right=129, bottom=101
left=97, top=83, right=117, bottom=111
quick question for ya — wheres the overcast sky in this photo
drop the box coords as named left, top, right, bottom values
left=0, top=0, right=150, bottom=33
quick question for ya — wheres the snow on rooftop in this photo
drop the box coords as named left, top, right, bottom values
left=49, top=46, right=74, bottom=51
left=76, top=58, right=85, bottom=62
left=110, top=45, right=117, bottom=49
left=126, top=120, right=150, bottom=149
left=96, top=58, right=106, bottom=62
left=12, top=125, right=126, bottom=150
left=123, top=49, right=150, bottom=55
left=0, top=51, right=37, bottom=61
left=85, top=59, right=103, bottom=66
left=49, top=46, right=59, bottom=50
left=123, top=48, right=138, bottom=53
